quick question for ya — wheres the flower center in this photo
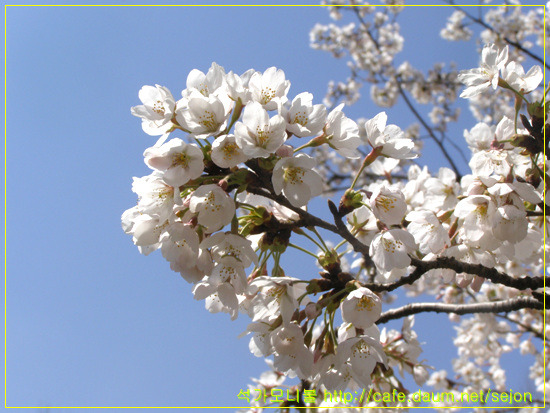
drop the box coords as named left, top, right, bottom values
left=222, top=143, right=239, bottom=160
left=376, top=195, right=396, bottom=213
left=152, top=100, right=165, bottom=116
left=256, top=127, right=271, bottom=146
left=293, top=111, right=308, bottom=126
left=284, top=167, right=305, bottom=185
left=199, top=110, right=218, bottom=131
left=172, top=152, right=190, bottom=168
left=260, top=87, right=276, bottom=105
left=357, top=296, right=375, bottom=311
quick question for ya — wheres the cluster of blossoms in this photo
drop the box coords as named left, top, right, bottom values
left=123, top=3, right=548, bottom=409
left=123, top=61, right=423, bottom=393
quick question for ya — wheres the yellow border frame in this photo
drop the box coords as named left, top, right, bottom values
left=2, top=2, right=547, bottom=410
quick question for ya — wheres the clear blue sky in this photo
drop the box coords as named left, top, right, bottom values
left=4, top=1, right=544, bottom=411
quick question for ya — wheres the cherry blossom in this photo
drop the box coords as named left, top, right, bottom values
left=369, top=229, right=417, bottom=272
left=369, top=185, right=407, bottom=226
left=189, top=184, right=235, bottom=233
left=143, top=138, right=204, bottom=186
left=234, top=101, right=287, bottom=158
left=364, top=112, right=416, bottom=159
left=248, top=67, right=290, bottom=111
left=272, top=154, right=323, bottom=207
left=131, top=84, right=176, bottom=135
left=340, top=287, right=382, bottom=329
left=458, top=43, right=508, bottom=98
left=211, top=134, right=249, bottom=168
left=175, top=93, right=230, bottom=138
left=283, top=92, right=327, bottom=137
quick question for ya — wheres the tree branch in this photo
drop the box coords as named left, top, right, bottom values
left=410, top=256, right=549, bottom=291
left=327, top=199, right=371, bottom=258
left=363, top=263, right=427, bottom=292
left=377, top=296, right=544, bottom=324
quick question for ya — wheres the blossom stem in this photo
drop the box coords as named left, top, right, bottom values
left=288, top=243, right=319, bottom=258
left=334, top=238, right=348, bottom=251
left=225, top=98, right=244, bottom=134
left=293, top=134, right=326, bottom=154
left=350, top=147, right=381, bottom=190
left=299, top=231, right=327, bottom=253
left=310, top=227, right=329, bottom=252
left=293, top=141, right=315, bottom=153
left=194, top=137, right=206, bottom=149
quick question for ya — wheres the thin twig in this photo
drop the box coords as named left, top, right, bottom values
left=377, top=296, right=543, bottom=324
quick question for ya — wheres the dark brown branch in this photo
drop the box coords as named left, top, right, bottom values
left=363, top=263, right=427, bottom=293
left=246, top=186, right=340, bottom=234
left=327, top=199, right=371, bottom=257
left=410, top=256, right=549, bottom=291
left=377, top=297, right=544, bottom=324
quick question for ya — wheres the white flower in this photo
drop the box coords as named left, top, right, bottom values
left=211, top=134, right=249, bottom=168
left=271, top=323, right=314, bottom=379
left=423, top=167, right=460, bottom=210
left=335, top=335, right=387, bottom=389
left=454, top=195, right=498, bottom=249
left=369, top=185, right=407, bottom=226
left=369, top=229, right=417, bottom=272
left=234, top=102, right=287, bottom=158
left=488, top=181, right=542, bottom=206
left=242, top=321, right=274, bottom=357
left=272, top=154, right=323, bottom=208
left=121, top=207, right=164, bottom=254
left=189, top=184, right=235, bottom=233
left=347, top=204, right=379, bottom=245
left=192, top=255, right=248, bottom=320
left=469, top=149, right=511, bottom=177
left=340, top=287, right=382, bottom=330
left=405, top=210, right=450, bottom=254
left=464, top=122, right=493, bottom=152
left=492, top=205, right=528, bottom=244
left=131, top=84, right=176, bottom=135
left=248, top=67, right=290, bottom=110
left=177, top=248, right=213, bottom=284
left=193, top=279, right=241, bottom=320
left=132, top=172, right=179, bottom=223
left=283, top=92, right=327, bottom=137
left=200, top=232, right=258, bottom=268
left=160, top=223, right=200, bottom=274
left=364, top=112, right=416, bottom=159
left=175, top=93, right=229, bottom=139
left=502, top=61, right=543, bottom=94
left=143, top=138, right=204, bottom=186
left=249, top=276, right=307, bottom=324
left=184, top=62, right=226, bottom=98
left=324, top=103, right=361, bottom=158
left=225, top=69, right=254, bottom=103
left=458, top=43, right=508, bottom=98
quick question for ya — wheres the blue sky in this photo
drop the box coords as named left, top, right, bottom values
left=4, top=1, right=545, bottom=411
